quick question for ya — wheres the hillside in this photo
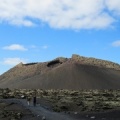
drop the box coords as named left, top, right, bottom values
left=0, top=54, right=120, bottom=89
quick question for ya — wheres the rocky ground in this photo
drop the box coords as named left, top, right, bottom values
left=0, top=99, right=40, bottom=120
left=0, top=88, right=120, bottom=120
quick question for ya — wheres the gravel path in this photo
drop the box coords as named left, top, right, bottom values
left=0, top=99, right=80, bottom=120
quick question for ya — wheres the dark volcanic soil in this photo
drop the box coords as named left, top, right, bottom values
left=0, top=54, right=120, bottom=89
left=0, top=100, right=40, bottom=120
left=1, top=98, right=120, bottom=120
left=0, top=89, right=120, bottom=120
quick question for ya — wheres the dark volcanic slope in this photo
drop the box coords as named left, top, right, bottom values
left=0, top=54, right=120, bottom=89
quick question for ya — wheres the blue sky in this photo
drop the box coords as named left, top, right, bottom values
left=0, top=0, right=120, bottom=74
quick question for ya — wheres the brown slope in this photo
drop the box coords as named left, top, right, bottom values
left=1, top=62, right=120, bottom=89
left=0, top=54, right=120, bottom=89
left=26, top=63, right=120, bottom=89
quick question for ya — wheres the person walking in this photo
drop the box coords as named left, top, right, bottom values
left=33, top=95, right=36, bottom=107
left=27, top=96, right=31, bottom=106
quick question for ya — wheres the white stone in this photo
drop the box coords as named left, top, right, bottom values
left=42, top=116, right=46, bottom=120
left=90, top=116, right=95, bottom=119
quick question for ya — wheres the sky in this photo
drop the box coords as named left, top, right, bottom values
left=0, top=0, right=120, bottom=75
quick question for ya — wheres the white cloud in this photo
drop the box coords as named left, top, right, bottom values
left=105, top=0, right=120, bottom=16
left=112, top=40, right=120, bottom=47
left=3, top=58, right=27, bottom=66
left=0, top=0, right=120, bottom=30
left=3, top=44, right=27, bottom=51
left=42, top=45, right=48, bottom=49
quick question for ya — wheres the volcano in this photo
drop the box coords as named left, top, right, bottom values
left=0, top=54, right=120, bottom=89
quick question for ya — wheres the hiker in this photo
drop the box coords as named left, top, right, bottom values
left=33, top=95, right=36, bottom=107
left=27, top=96, right=31, bottom=106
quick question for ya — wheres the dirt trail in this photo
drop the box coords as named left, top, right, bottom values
left=0, top=99, right=80, bottom=120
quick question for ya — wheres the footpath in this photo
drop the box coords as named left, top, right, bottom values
left=0, top=99, right=80, bottom=120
